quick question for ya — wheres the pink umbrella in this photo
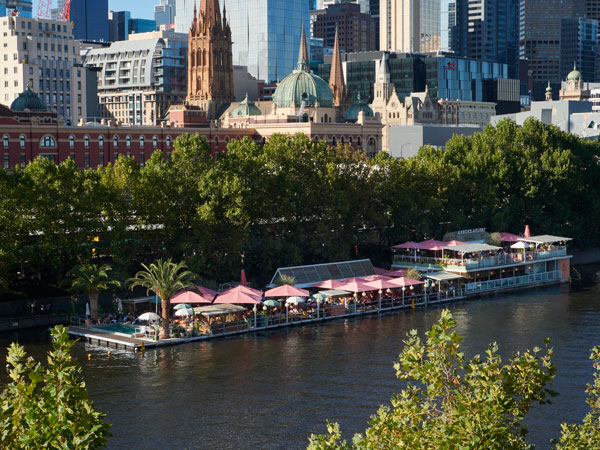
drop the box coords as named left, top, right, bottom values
left=524, top=225, right=531, bottom=238
left=171, top=286, right=218, bottom=304
left=264, top=285, right=309, bottom=297
left=364, top=279, right=400, bottom=290
left=337, top=281, right=378, bottom=293
left=311, top=280, right=345, bottom=289
left=499, top=232, right=521, bottom=242
left=418, top=240, right=447, bottom=251
left=445, top=240, right=466, bottom=246
left=386, top=269, right=406, bottom=277
left=362, top=274, right=393, bottom=281
left=388, top=277, right=425, bottom=287
left=392, top=241, right=420, bottom=249
left=213, top=285, right=261, bottom=304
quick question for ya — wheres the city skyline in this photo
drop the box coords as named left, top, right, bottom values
left=32, top=0, right=154, bottom=19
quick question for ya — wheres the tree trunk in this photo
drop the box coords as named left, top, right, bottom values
left=89, top=292, right=99, bottom=321
left=160, top=296, right=170, bottom=338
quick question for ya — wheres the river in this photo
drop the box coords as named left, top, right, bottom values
left=1, top=272, right=600, bottom=449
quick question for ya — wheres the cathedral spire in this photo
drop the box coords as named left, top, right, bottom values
left=297, top=23, right=310, bottom=72
left=329, top=26, right=345, bottom=107
left=200, top=0, right=222, bottom=25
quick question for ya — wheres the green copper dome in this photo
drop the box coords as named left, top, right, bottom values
left=232, top=94, right=262, bottom=117
left=10, top=86, right=47, bottom=112
left=546, top=82, right=552, bottom=93
left=344, top=94, right=374, bottom=122
left=273, top=60, right=333, bottom=108
left=567, top=62, right=582, bottom=81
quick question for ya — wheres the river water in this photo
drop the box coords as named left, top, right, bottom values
left=1, top=273, right=600, bottom=449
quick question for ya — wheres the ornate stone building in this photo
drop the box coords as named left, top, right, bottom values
left=559, top=64, right=591, bottom=101
left=186, top=0, right=234, bottom=119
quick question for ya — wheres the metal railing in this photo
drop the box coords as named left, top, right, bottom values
left=464, top=270, right=562, bottom=293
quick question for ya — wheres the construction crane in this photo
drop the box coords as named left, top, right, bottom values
left=37, top=0, right=52, bottom=19
left=59, top=0, right=72, bottom=22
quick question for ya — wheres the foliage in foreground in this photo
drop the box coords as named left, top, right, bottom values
left=0, top=326, right=110, bottom=449
left=307, top=310, right=557, bottom=449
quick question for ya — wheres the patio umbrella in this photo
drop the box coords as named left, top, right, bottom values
left=265, top=284, right=309, bottom=297
left=214, top=285, right=262, bottom=304
left=286, top=296, right=305, bottom=305
left=240, top=269, right=247, bottom=287
left=511, top=241, right=531, bottom=249
left=85, top=303, right=91, bottom=317
left=337, top=281, right=377, bottom=293
left=263, top=299, right=280, bottom=307
left=364, top=279, right=400, bottom=291
left=524, top=225, right=531, bottom=238
left=362, top=274, right=392, bottom=281
left=138, top=312, right=160, bottom=321
left=311, top=293, right=328, bottom=301
left=173, top=303, right=192, bottom=310
left=388, top=277, right=425, bottom=287
left=310, top=279, right=345, bottom=289
left=174, top=308, right=194, bottom=317
left=171, top=286, right=218, bottom=304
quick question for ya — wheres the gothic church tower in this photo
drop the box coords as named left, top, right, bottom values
left=186, top=0, right=234, bottom=119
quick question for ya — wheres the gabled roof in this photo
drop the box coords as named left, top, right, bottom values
left=518, top=235, right=572, bottom=244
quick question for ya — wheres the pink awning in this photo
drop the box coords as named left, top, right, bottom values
left=388, top=277, right=425, bottom=287
left=171, top=286, right=218, bottom=304
left=311, top=279, right=346, bottom=289
left=264, top=284, right=309, bottom=297
left=418, top=240, right=447, bottom=250
left=445, top=240, right=466, bottom=246
left=392, top=241, right=420, bottom=249
left=499, top=232, right=521, bottom=242
left=336, top=281, right=378, bottom=293
left=374, top=267, right=392, bottom=275
left=386, top=269, right=406, bottom=277
left=213, top=285, right=262, bottom=304
left=362, top=274, right=392, bottom=281
left=524, top=225, right=531, bottom=238
left=364, top=279, right=400, bottom=290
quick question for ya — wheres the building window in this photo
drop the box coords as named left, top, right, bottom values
left=69, top=135, right=75, bottom=148
left=84, top=135, right=90, bottom=148
left=70, top=152, right=75, bottom=160
left=99, top=152, right=104, bottom=167
left=166, top=136, right=171, bottom=147
left=2, top=135, right=8, bottom=148
left=20, top=153, right=26, bottom=166
left=84, top=153, right=90, bottom=168
left=41, top=136, right=56, bottom=147
left=99, top=135, right=104, bottom=148
left=152, top=136, right=158, bottom=148
left=140, top=152, right=145, bottom=166
left=113, top=136, right=119, bottom=148
left=19, top=135, right=25, bottom=148
left=332, top=136, right=337, bottom=146
left=3, top=154, right=8, bottom=169
left=126, top=135, right=131, bottom=147
left=140, top=136, right=145, bottom=147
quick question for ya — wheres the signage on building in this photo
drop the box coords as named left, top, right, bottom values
left=456, top=227, right=486, bottom=236
left=444, top=61, right=456, bottom=70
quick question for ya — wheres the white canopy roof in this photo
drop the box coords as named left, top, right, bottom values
left=518, top=235, right=572, bottom=244
left=425, top=272, right=465, bottom=281
left=442, top=243, right=502, bottom=253
left=319, top=289, right=351, bottom=297
left=192, top=304, right=246, bottom=317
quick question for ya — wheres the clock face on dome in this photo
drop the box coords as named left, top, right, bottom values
left=391, top=103, right=397, bottom=108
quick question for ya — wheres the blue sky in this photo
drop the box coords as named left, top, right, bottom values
left=32, top=1, right=155, bottom=20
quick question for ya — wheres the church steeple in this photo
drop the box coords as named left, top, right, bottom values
left=200, top=0, right=222, bottom=26
left=297, top=23, right=310, bottom=72
left=329, top=26, right=345, bottom=107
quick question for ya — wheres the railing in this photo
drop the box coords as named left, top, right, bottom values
left=464, top=270, right=562, bottom=294
left=393, top=247, right=568, bottom=271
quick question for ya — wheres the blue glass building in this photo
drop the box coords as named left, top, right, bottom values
left=129, top=18, right=157, bottom=35
left=0, top=0, right=33, bottom=17
left=70, top=0, right=109, bottom=42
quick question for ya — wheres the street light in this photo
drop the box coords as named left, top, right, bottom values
left=253, top=303, right=257, bottom=329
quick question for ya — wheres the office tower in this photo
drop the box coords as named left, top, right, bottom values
left=447, top=0, right=519, bottom=78
left=0, top=16, right=88, bottom=123
left=155, top=0, right=176, bottom=30
left=560, top=17, right=598, bottom=82
left=519, top=0, right=585, bottom=100
left=82, top=31, right=188, bottom=126
left=380, top=0, right=440, bottom=53
left=357, top=0, right=379, bottom=49
left=129, top=19, right=157, bottom=35
left=0, top=0, right=32, bottom=17
left=70, top=0, right=109, bottom=41
left=108, top=11, right=130, bottom=42
left=175, top=0, right=196, bottom=33
left=312, top=1, right=377, bottom=52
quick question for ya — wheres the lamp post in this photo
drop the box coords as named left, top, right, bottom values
left=378, top=289, right=382, bottom=311
left=253, top=304, right=257, bottom=329
left=402, top=286, right=406, bottom=305
left=286, top=303, right=289, bottom=324
left=316, top=299, right=320, bottom=318
left=410, top=285, right=415, bottom=309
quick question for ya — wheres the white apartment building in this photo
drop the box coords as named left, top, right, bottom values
left=81, top=31, right=187, bottom=126
left=0, top=15, right=87, bottom=123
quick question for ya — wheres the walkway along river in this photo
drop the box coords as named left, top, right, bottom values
left=1, top=270, right=600, bottom=449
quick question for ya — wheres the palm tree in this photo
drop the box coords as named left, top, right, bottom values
left=127, top=259, right=196, bottom=338
left=69, top=264, right=121, bottom=321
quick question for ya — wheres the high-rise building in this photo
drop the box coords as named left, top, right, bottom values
left=357, top=0, right=379, bottom=47
left=174, top=0, right=196, bottom=33
left=129, top=19, right=157, bottom=36
left=108, top=11, right=131, bottom=42
left=560, top=17, right=598, bottom=82
left=445, top=0, right=519, bottom=78
left=380, top=0, right=440, bottom=53
left=70, top=0, right=109, bottom=42
left=0, top=0, right=32, bottom=18
left=82, top=31, right=188, bottom=126
left=0, top=16, right=89, bottom=123
left=312, top=1, right=377, bottom=52
left=519, top=0, right=585, bottom=100
left=155, top=0, right=176, bottom=30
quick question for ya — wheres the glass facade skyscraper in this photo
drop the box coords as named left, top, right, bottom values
left=174, top=0, right=195, bottom=33
left=70, top=0, right=109, bottom=41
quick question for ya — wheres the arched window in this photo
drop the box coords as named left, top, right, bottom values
left=367, top=137, right=376, bottom=157
left=357, top=136, right=362, bottom=147
left=99, top=135, right=104, bottom=148
left=69, top=135, right=75, bottom=148
left=3, top=135, right=8, bottom=148
left=126, top=135, right=131, bottom=147
left=302, top=113, right=308, bottom=123
left=20, top=135, right=26, bottom=148
left=340, top=136, right=345, bottom=145
left=84, top=135, right=90, bottom=148
left=332, top=136, right=337, bottom=146
left=166, top=136, right=172, bottom=148
left=139, top=135, right=145, bottom=147
left=113, top=136, right=119, bottom=148
left=40, top=136, right=56, bottom=147
left=152, top=136, right=158, bottom=148
left=324, top=113, right=328, bottom=123
left=349, top=136, right=353, bottom=144
left=214, top=136, right=219, bottom=149
left=225, top=136, right=230, bottom=143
